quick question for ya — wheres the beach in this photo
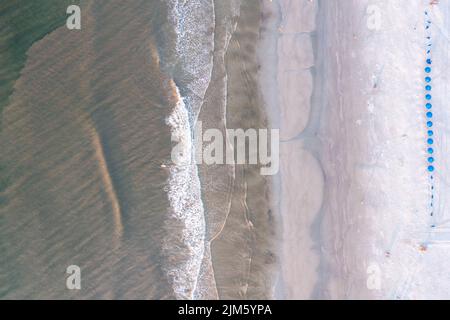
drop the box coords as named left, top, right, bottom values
left=2, top=0, right=450, bottom=300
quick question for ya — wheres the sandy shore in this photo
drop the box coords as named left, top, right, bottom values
left=201, top=0, right=278, bottom=299
left=259, top=0, right=450, bottom=299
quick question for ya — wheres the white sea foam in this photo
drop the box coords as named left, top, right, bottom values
left=164, top=86, right=206, bottom=300
left=162, top=0, right=245, bottom=300
left=161, top=0, right=216, bottom=300
left=167, top=0, right=215, bottom=121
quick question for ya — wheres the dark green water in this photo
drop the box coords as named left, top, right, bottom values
left=0, top=0, right=81, bottom=125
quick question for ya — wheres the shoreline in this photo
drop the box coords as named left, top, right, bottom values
left=197, top=0, right=278, bottom=299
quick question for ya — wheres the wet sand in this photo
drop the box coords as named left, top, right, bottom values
left=199, top=0, right=278, bottom=299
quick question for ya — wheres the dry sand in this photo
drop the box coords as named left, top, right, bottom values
left=258, top=0, right=325, bottom=299
left=259, top=0, right=439, bottom=299
left=258, top=0, right=377, bottom=299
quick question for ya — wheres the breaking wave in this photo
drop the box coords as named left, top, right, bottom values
left=163, top=85, right=206, bottom=300
left=161, top=0, right=215, bottom=299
